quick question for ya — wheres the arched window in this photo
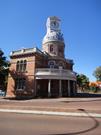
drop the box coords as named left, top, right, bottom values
left=23, top=60, right=27, bottom=71
left=59, top=62, right=64, bottom=69
left=50, top=45, right=53, bottom=52
left=58, top=47, right=64, bottom=57
left=16, top=60, right=27, bottom=72
left=48, top=60, right=55, bottom=68
left=20, top=60, right=23, bottom=72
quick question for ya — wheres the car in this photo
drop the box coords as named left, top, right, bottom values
left=0, top=90, right=6, bottom=96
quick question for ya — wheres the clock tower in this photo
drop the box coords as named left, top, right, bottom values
left=6, top=16, right=77, bottom=98
left=42, top=16, right=65, bottom=58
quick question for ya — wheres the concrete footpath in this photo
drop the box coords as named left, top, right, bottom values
left=0, top=97, right=101, bottom=118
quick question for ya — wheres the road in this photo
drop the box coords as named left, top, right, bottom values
left=0, top=112, right=101, bottom=135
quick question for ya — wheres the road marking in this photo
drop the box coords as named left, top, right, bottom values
left=0, top=109, right=101, bottom=118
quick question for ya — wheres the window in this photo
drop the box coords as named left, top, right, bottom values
left=59, top=62, right=64, bottom=69
left=16, top=61, right=20, bottom=71
left=50, top=45, right=54, bottom=52
left=23, top=60, right=27, bottom=71
left=15, top=78, right=26, bottom=90
left=58, top=47, right=64, bottom=57
left=20, top=60, right=23, bottom=72
left=16, top=60, right=27, bottom=72
left=48, top=61, right=55, bottom=68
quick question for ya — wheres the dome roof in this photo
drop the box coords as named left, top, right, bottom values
left=42, top=31, right=64, bottom=44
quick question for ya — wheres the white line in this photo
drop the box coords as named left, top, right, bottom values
left=0, top=109, right=101, bottom=118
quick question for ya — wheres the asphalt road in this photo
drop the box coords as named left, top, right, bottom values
left=0, top=112, right=101, bottom=135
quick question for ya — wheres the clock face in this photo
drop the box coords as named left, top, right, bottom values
left=51, top=21, right=59, bottom=29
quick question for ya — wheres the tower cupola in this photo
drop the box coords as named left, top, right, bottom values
left=42, top=16, right=65, bottom=58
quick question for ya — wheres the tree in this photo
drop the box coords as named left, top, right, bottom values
left=76, top=74, right=89, bottom=91
left=0, top=49, right=9, bottom=91
left=93, top=66, right=101, bottom=81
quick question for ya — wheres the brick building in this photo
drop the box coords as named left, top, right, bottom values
left=6, top=16, right=77, bottom=98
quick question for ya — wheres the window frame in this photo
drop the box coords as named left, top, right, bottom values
left=15, top=78, right=26, bottom=91
left=16, top=60, right=27, bottom=72
left=50, top=45, right=54, bottom=52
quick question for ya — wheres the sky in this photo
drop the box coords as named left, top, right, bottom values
left=0, top=0, right=101, bottom=81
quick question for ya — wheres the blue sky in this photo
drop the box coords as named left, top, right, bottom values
left=0, top=0, right=101, bottom=81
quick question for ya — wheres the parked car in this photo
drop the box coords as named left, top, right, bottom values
left=0, top=90, right=6, bottom=96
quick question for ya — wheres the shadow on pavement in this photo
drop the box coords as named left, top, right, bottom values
left=61, top=93, right=101, bottom=103
left=76, top=93, right=101, bottom=97
left=2, top=93, right=101, bottom=102
left=48, top=109, right=99, bottom=135
left=3, top=96, right=34, bottom=101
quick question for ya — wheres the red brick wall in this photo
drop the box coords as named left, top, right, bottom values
left=6, top=54, right=36, bottom=98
